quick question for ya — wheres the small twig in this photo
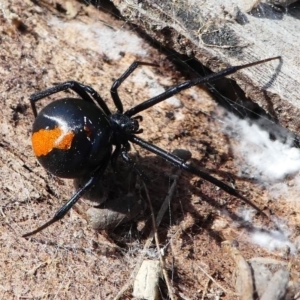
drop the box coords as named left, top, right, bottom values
left=201, top=279, right=210, bottom=300
left=198, top=264, right=230, bottom=294
left=155, top=171, right=180, bottom=226
left=143, top=181, right=176, bottom=300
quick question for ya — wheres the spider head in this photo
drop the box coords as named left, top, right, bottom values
left=109, top=112, right=141, bottom=145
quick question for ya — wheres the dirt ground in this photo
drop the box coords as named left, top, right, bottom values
left=1, top=0, right=300, bottom=299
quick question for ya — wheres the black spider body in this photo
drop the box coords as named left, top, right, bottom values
left=32, top=98, right=112, bottom=178
left=23, top=57, right=280, bottom=237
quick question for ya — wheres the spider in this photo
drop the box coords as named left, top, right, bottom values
left=22, top=56, right=280, bottom=237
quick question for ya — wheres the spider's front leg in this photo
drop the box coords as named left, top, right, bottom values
left=110, top=61, right=158, bottom=113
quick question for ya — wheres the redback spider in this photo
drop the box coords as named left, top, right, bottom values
left=23, top=56, right=281, bottom=237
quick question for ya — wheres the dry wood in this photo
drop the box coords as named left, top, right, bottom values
left=113, top=0, right=300, bottom=135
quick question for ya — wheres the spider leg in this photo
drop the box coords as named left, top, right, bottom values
left=22, top=152, right=111, bottom=238
left=110, top=61, right=158, bottom=113
left=130, top=135, right=267, bottom=217
left=30, top=81, right=111, bottom=117
left=125, top=56, right=281, bottom=117
left=120, top=144, right=150, bottom=182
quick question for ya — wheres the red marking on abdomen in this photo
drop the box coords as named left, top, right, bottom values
left=32, top=127, right=75, bottom=156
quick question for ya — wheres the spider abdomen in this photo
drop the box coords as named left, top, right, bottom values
left=32, top=98, right=112, bottom=178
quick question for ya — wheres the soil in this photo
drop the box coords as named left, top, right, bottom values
left=0, top=1, right=299, bottom=299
